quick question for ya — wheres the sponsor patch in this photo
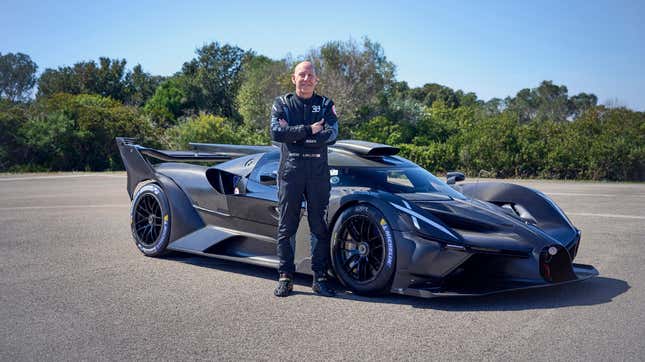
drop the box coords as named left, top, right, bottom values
left=330, top=176, right=340, bottom=184
left=329, top=168, right=338, bottom=176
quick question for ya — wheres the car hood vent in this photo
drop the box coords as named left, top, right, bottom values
left=415, top=200, right=515, bottom=232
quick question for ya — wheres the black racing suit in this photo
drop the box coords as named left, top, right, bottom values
left=270, top=92, right=339, bottom=277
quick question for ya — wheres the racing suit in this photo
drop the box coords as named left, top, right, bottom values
left=270, top=92, right=339, bottom=277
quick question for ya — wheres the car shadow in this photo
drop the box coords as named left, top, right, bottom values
left=164, top=253, right=628, bottom=311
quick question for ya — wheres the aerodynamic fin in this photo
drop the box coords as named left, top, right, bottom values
left=331, top=140, right=400, bottom=157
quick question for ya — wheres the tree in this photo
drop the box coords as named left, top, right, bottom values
left=26, top=93, right=156, bottom=170
left=353, top=116, right=403, bottom=145
left=506, top=81, right=574, bottom=123
left=410, top=83, right=460, bottom=108
left=124, top=64, right=164, bottom=106
left=307, top=37, right=396, bottom=125
left=144, top=77, right=187, bottom=127
left=569, top=92, right=598, bottom=119
left=181, top=42, right=245, bottom=119
left=0, top=99, right=28, bottom=170
left=37, top=57, right=157, bottom=104
left=38, top=67, right=80, bottom=96
left=237, top=54, right=290, bottom=130
left=0, top=52, right=38, bottom=102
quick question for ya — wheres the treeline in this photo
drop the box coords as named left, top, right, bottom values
left=1, top=39, right=643, bottom=180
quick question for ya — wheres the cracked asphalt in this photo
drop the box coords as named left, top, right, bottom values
left=1, top=173, right=643, bottom=361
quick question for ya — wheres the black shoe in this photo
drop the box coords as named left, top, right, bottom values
left=274, top=273, right=293, bottom=297
left=312, top=277, right=336, bottom=297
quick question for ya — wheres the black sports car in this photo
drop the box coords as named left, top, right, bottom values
left=116, top=137, right=598, bottom=297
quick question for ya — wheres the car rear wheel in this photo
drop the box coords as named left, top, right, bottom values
left=131, top=183, right=171, bottom=257
left=331, top=204, right=396, bottom=295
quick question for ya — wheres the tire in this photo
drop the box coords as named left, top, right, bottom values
left=130, top=182, right=171, bottom=257
left=330, top=204, right=396, bottom=295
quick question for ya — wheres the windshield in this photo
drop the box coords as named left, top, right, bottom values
left=333, top=167, right=466, bottom=199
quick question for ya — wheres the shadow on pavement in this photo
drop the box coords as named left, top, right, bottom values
left=165, top=252, right=628, bottom=310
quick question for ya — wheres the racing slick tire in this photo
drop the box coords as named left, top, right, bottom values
left=331, top=204, right=396, bottom=295
left=130, top=182, right=171, bottom=257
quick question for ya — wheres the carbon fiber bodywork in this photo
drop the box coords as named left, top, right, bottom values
left=116, top=137, right=598, bottom=297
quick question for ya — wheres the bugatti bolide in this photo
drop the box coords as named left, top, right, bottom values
left=116, top=137, right=598, bottom=297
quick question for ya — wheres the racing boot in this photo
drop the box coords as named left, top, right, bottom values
left=312, top=275, right=336, bottom=297
left=274, top=273, right=294, bottom=297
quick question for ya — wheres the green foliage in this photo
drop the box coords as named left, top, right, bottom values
left=0, top=47, right=641, bottom=181
left=398, top=142, right=460, bottom=174
left=0, top=99, right=28, bottom=170
left=505, top=81, right=597, bottom=123
left=353, top=116, right=403, bottom=145
left=124, top=64, right=165, bottom=106
left=307, top=37, right=396, bottom=125
left=0, top=52, right=38, bottom=102
left=237, top=55, right=290, bottom=130
left=144, top=77, right=187, bottom=127
left=20, top=93, right=156, bottom=170
left=164, top=114, right=269, bottom=150
left=37, top=58, right=160, bottom=105
left=181, top=42, right=245, bottom=119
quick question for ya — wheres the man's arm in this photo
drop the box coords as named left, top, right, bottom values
left=270, top=98, right=312, bottom=143
left=303, top=100, right=339, bottom=147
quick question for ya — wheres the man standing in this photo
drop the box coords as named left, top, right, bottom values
left=270, top=61, right=339, bottom=297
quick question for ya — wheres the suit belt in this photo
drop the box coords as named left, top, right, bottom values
left=288, top=153, right=321, bottom=158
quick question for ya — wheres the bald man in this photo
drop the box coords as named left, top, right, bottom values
left=270, top=61, right=339, bottom=297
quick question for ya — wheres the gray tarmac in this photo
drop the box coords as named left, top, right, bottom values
left=1, top=173, right=643, bottom=361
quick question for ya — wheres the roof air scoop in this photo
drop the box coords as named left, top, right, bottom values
left=332, top=140, right=400, bottom=157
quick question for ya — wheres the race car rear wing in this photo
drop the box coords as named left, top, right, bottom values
left=115, top=137, right=271, bottom=198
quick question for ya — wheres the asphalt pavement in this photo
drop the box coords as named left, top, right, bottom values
left=1, top=173, right=643, bottom=361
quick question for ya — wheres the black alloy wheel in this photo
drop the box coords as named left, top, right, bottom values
left=331, top=205, right=396, bottom=295
left=133, top=194, right=163, bottom=246
left=131, top=183, right=171, bottom=257
left=337, top=215, right=385, bottom=282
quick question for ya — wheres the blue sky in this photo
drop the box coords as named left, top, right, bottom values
left=2, top=0, right=644, bottom=110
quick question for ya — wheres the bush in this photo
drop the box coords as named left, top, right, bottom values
left=20, top=93, right=156, bottom=170
left=163, top=113, right=270, bottom=150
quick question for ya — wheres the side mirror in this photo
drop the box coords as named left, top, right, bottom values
left=446, top=171, right=465, bottom=185
left=260, top=172, right=277, bottom=185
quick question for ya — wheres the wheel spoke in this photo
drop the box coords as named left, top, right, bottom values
left=141, top=197, right=150, bottom=214
left=356, top=256, right=363, bottom=279
left=360, top=257, right=368, bottom=280
left=146, top=225, right=154, bottom=242
left=344, top=254, right=359, bottom=270
left=348, top=218, right=361, bottom=241
left=369, top=256, right=381, bottom=271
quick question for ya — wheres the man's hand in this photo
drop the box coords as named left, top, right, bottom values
left=311, top=119, right=325, bottom=134
left=279, top=118, right=287, bottom=128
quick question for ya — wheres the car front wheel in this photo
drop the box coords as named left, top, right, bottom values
left=330, top=204, right=396, bottom=295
